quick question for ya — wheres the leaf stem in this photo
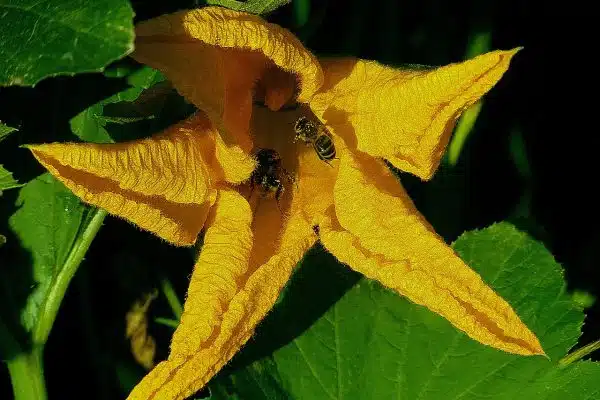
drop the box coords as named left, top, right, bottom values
left=160, top=277, right=183, bottom=319
left=445, top=31, right=491, bottom=167
left=33, top=208, right=108, bottom=345
left=154, top=317, right=180, bottom=329
left=559, top=339, right=600, bottom=367
left=6, top=347, right=47, bottom=400
left=293, top=0, right=310, bottom=27
left=446, top=101, right=484, bottom=166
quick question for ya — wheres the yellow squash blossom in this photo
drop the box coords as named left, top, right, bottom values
left=27, top=7, right=544, bottom=400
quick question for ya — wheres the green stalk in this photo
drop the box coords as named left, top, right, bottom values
left=559, top=340, right=600, bottom=367
left=7, top=348, right=47, bottom=400
left=154, top=317, right=181, bottom=329
left=161, top=277, right=183, bottom=319
left=33, top=208, right=108, bottom=345
left=6, top=208, right=107, bottom=400
left=293, top=0, right=310, bottom=27
left=445, top=31, right=491, bottom=167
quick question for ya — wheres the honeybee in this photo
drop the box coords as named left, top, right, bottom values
left=250, top=148, right=294, bottom=203
left=293, top=117, right=336, bottom=163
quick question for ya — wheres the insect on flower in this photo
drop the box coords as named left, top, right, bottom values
left=293, top=116, right=337, bottom=163
left=249, top=148, right=295, bottom=205
left=26, top=7, right=540, bottom=398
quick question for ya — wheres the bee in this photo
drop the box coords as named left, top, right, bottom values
left=250, top=148, right=294, bottom=203
left=293, top=116, right=336, bottom=163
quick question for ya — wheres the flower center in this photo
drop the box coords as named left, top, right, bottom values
left=239, top=101, right=339, bottom=227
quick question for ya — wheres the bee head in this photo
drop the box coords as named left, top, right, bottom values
left=294, top=117, right=311, bottom=134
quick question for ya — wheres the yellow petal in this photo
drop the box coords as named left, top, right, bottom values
left=310, top=49, right=521, bottom=180
left=27, top=113, right=220, bottom=246
left=134, top=7, right=323, bottom=152
left=128, top=190, right=315, bottom=400
left=319, top=149, right=544, bottom=356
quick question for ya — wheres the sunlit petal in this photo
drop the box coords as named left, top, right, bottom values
left=319, top=149, right=544, bottom=356
left=128, top=190, right=316, bottom=399
left=27, top=113, right=220, bottom=245
left=134, top=7, right=323, bottom=152
left=310, top=49, right=521, bottom=180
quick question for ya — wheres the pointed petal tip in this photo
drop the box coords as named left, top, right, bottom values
left=310, top=47, right=523, bottom=180
left=22, top=143, right=44, bottom=152
left=25, top=135, right=215, bottom=246
left=512, top=335, right=546, bottom=357
left=490, top=47, right=523, bottom=64
left=24, top=142, right=66, bottom=158
left=327, top=152, right=549, bottom=359
left=532, top=340, right=547, bottom=358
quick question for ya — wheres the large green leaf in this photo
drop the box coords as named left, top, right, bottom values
left=70, top=66, right=166, bottom=143
left=0, top=0, right=134, bottom=87
left=207, top=0, right=291, bottom=14
left=0, top=173, right=86, bottom=357
left=210, top=223, right=597, bottom=399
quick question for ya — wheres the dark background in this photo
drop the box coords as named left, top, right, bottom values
left=1, top=0, right=595, bottom=398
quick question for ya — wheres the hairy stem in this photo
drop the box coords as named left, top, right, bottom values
left=33, top=208, right=108, bottom=345
left=7, top=208, right=107, bottom=400
left=559, top=340, right=600, bottom=367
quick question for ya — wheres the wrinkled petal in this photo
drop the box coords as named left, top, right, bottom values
left=309, top=49, right=521, bottom=180
left=128, top=190, right=316, bottom=400
left=26, top=113, right=225, bottom=245
left=294, top=143, right=338, bottom=222
left=318, top=149, right=544, bottom=356
left=134, top=7, right=323, bottom=152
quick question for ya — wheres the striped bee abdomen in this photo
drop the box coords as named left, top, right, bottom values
left=314, top=133, right=336, bottom=161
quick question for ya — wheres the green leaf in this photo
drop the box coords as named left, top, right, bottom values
left=207, top=0, right=291, bottom=14
left=0, top=173, right=86, bottom=355
left=211, top=223, right=598, bottom=399
left=70, top=67, right=165, bottom=143
left=0, top=0, right=134, bottom=87
left=0, top=165, right=22, bottom=194
left=0, top=121, right=17, bottom=142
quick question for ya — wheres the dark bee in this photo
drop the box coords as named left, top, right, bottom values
left=293, top=116, right=336, bottom=162
left=250, top=148, right=293, bottom=203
